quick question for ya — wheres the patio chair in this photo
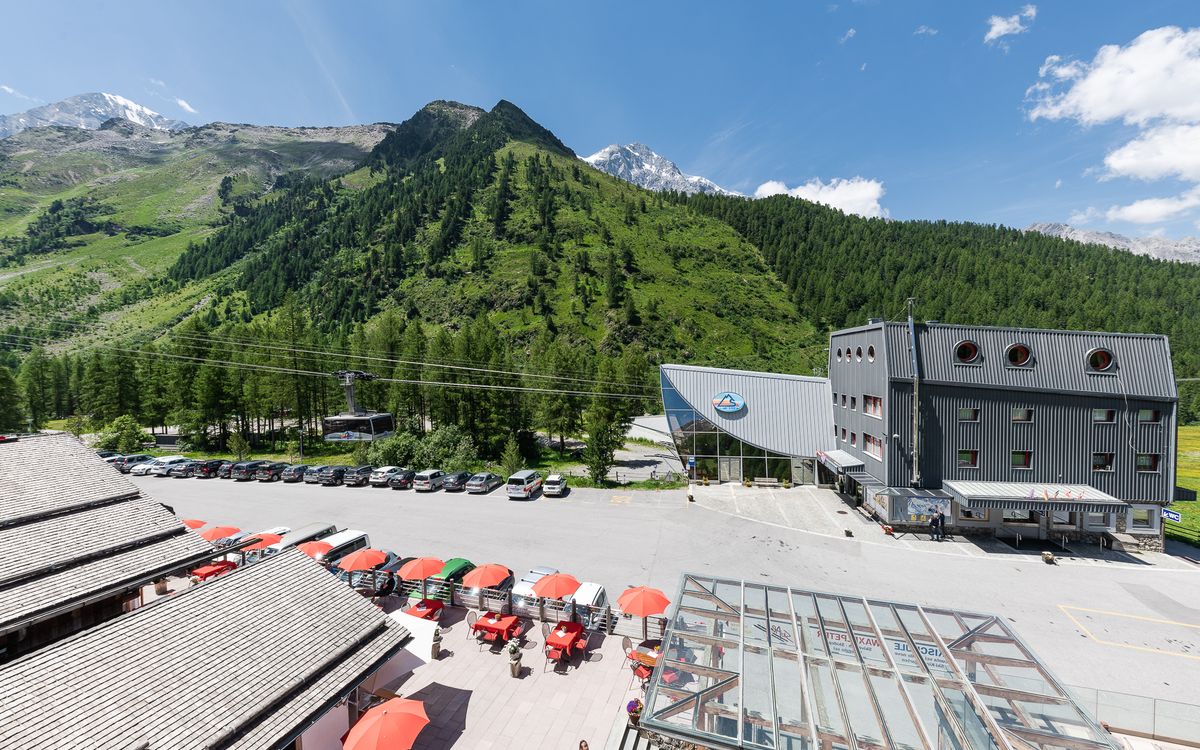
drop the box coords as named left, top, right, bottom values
left=621, top=635, right=634, bottom=662
left=541, top=621, right=552, bottom=641
left=465, top=610, right=478, bottom=639
left=544, top=647, right=565, bottom=672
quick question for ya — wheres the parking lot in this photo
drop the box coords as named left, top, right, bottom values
left=135, top=475, right=1200, bottom=703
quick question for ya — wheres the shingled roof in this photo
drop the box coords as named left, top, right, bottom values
left=0, top=434, right=213, bottom=637
left=0, top=549, right=412, bottom=750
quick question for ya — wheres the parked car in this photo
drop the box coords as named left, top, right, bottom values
left=130, top=458, right=164, bottom=476
left=441, top=471, right=472, bottom=492
left=96, top=450, right=120, bottom=459
left=115, top=454, right=153, bottom=473
left=281, top=464, right=309, bottom=483
left=543, top=474, right=568, bottom=497
left=216, top=461, right=234, bottom=479
left=309, top=529, right=370, bottom=564
left=465, top=472, right=504, bottom=494
left=102, top=454, right=126, bottom=464
left=564, top=581, right=610, bottom=629
left=505, top=469, right=543, bottom=499
left=343, top=465, right=375, bottom=487
left=230, top=460, right=269, bottom=481
left=303, top=465, right=328, bottom=484
left=368, top=466, right=403, bottom=487
left=427, top=557, right=476, bottom=601
left=387, top=470, right=417, bottom=490
left=264, top=522, right=338, bottom=554
left=149, top=456, right=190, bottom=477
left=191, top=459, right=226, bottom=478
left=255, top=461, right=291, bottom=482
left=412, top=469, right=446, bottom=492
left=319, top=465, right=350, bottom=486
left=511, top=565, right=558, bottom=605
left=167, top=460, right=200, bottom=478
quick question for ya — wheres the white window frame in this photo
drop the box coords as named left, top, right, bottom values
left=1085, top=512, right=1115, bottom=531
left=958, top=407, right=980, bottom=423
left=1135, top=453, right=1161, bottom=473
left=1092, top=409, right=1116, bottom=424
left=1011, top=450, right=1033, bottom=471
left=1011, top=407, right=1034, bottom=423
left=1137, top=409, right=1162, bottom=424
left=1091, top=452, right=1115, bottom=473
left=1127, top=504, right=1160, bottom=532
left=957, top=449, right=979, bottom=469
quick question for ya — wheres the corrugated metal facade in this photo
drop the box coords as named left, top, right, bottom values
left=828, top=326, right=892, bottom=485
left=660, top=364, right=834, bottom=458
left=881, top=322, right=1177, bottom=400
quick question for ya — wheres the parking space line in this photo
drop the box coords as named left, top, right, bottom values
left=1058, top=604, right=1200, bottom=661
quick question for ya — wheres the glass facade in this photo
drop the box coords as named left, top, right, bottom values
left=663, top=373, right=803, bottom=483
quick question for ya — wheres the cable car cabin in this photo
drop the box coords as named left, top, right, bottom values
left=322, top=413, right=395, bottom=442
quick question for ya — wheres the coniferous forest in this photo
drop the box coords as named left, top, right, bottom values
left=1, top=98, right=1198, bottom=446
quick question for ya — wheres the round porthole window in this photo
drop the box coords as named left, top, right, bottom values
left=855, top=346, right=863, bottom=361
left=867, top=345, right=875, bottom=362
left=954, top=340, right=980, bottom=364
left=836, top=348, right=842, bottom=361
left=1006, top=343, right=1032, bottom=367
left=1087, top=347, right=1115, bottom=372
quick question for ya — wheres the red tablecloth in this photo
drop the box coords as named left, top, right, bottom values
left=545, top=621, right=585, bottom=655
left=190, top=561, right=236, bottom=581
left=630, top=644, right=662, bottom=667
left=473, top=612, right=519, bottom=640
left=404, top=599, right=444, bottom=620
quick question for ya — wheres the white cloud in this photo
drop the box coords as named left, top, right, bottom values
left=1055, top=178, right=1062, bottom=189
left=1103, top=124, right=1200, bottom=182
left=754, top=177, right=888, bottom=218
left=149, top=78, right=166, bottom=88
left=860, top=62, right=868, bottom=71
left=914, top=25, right=938, bottom=36
left=840, top=28, right=856, bottom=44
left=1104, top=187, right=1200, bottom=224
left=985, top=4, right=1037, bottom=45
left=174, top=97, right=198, bottom=114
left=0, top=83, right=36, bottom=102
left=1069, top=206, right=1101, bottom=225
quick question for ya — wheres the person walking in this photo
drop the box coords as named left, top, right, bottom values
left=935, top=508, right=947, bottom=541
left=928, top=513, right=938, bottom=541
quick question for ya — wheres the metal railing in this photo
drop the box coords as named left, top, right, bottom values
left=1067, top=685, right=1200, bottom=746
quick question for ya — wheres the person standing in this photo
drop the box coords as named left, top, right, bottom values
left=928, top=513, right=938, bottom=541
left=935, top=508, right=947, bottom=541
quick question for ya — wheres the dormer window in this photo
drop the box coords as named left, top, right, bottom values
left=1086, top=347, right=1115, bottom=373
left=836, top=348, right=843, bottom=362
left=1006, top=343, right=1032, bottom=368
left=954, top=340, right=981, bottom=365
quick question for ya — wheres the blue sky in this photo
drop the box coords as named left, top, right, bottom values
left=3, top=1, right=1200, bottom=236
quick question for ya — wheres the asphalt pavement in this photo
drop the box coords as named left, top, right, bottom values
left=134, top=475, right=1200, bottom=703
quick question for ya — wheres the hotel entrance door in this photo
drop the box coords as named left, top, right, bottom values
left=719, top=457, right=741, bottom=483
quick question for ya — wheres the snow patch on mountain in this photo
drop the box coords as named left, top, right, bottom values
left=583, top=143, right=737, bottom=196
left=1027, top=222, right=1200, bottom=264
left=0, top=92, right=188, bottom=139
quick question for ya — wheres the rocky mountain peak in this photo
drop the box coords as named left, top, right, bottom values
left=583, top=142, right=736, bottom=196
left=0, top=92, right=188, bottom=139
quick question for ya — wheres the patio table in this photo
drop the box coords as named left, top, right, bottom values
left=630, top=640, right=663, bottom=667
left=545, top=621, right=585, bottom=656
left=190, top=561, right=236, bottom=581
left=473, top=612, right=520, bottom=640
left=404, top=598, right=444, bottom=620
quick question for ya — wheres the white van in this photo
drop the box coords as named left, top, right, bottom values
left=310, top=529, right=370, bottom=564
left=564, top=582, right=610, bottom=628
left=505, top=469, right=543, bottom=499
left=265, top=522, right=338, bottom=555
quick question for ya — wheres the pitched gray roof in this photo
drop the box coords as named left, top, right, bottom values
left=0, top=433, right=139, bottom=526
left=0, top=549, right=411, bottom=750
left=877, top=322, right=1176, bottom=400
left=0, top=433, right=211, bottom=635
left=661, top=364, right=835, bottom=458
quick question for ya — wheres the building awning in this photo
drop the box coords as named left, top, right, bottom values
left=846, top=468, right=884, bottom=492
left=816, top=449, right=863, bottom=474
left=943, top=481, right=1129, bottom=514
left=878, top=487, right=953, bottom=500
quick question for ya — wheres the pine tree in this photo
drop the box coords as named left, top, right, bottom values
left=0, top=365, right=25, bottom=430
left=499, top=433, right=524, bottom=477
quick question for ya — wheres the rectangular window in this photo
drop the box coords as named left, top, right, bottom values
left=1137, top=409, right=1162, bottom=423
left=1011, top=408, right=1034, bottom=423
left=1003, top=509, right=1037, bottom=523
left=1011, top=451, right=1033, bottom=469
left=1085, top=512, right=1111, bottom=529
left=1092, top=452, right=1115, bottom=472
left=863, top=395, right=883, bottom=418
left=958, top=407, right=980, bottom=423
left=841, top=394, right=847, bottom=408
left=850, top=432, right=857, bottom=447
left=864, top=434, right=883, bottom=459
left=957, top=450, right=979, bottom=469
left=1130, top=507, right=1155, bottom=529
left=850, top=396, right=857, bottom=411
left=832, top=391, right=838, bottom=405
left=1135, top=454, right=1160, bottom=473
left=1092, top=409, right=1116, bottom=424
left=841, top=427, right=847, bottom=441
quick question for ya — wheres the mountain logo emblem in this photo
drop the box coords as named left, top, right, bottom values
left=712, top=392, right=745, bottom=413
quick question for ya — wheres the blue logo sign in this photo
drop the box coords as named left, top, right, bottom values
left=1163, top=508, right=1182, bottom=523
left=712, top=392, right=745, bottom=413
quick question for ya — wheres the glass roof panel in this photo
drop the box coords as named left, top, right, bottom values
left=744, top=643, right=778, bottom=747
left=771, top=649, right=809, bottom=737
left=869, top=671, right=926, bottom=750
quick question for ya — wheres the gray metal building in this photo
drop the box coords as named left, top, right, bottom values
left=826, top=320, right=1177, bottom=549
left=660, top=364, right=834, bottom=484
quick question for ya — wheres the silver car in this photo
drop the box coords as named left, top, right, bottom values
left=465, top=472, right=503, bottom=494
left=412, top=469, right=446, bottom=492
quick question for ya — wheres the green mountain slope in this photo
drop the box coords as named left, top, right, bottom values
left=0, top=119, right=393, bottom=336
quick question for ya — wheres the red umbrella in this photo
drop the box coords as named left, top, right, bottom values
left=461, top=564, right=510, bottom=589
left=532, top=573, right=581, bottom=600
left=338, top=548, right=389, bottom=572
left=398, top=557, right=445, bottom=580
left=298, top=541, right=334, bottom=558
left=617, top=587, right=671, bottom=617
left=343, top=697, right=428, bottom=750
left=242, top=533, right=283, bottom=552
left=182, top=519, right=205, bottom=529
left=199, top=526, right=240, bottom=542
